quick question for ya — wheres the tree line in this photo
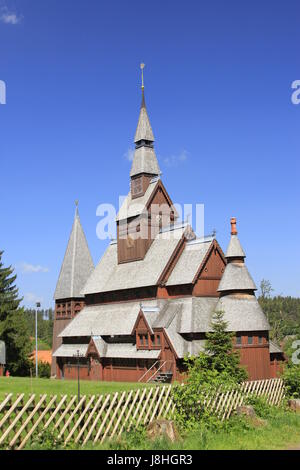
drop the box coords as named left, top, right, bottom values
left=258, top=279, right=300, bottom=341
left=0, top=251, right=53, bottom=376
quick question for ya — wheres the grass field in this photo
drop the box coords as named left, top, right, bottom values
left=89, top=411, right=300, bottom=451
left=0, top=376, right=151, bottom=399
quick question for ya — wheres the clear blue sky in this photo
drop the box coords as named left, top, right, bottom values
left=0, top=0, right=299, bottom=309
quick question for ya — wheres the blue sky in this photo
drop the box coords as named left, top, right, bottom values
left=0, top=0, right=299, bottom=309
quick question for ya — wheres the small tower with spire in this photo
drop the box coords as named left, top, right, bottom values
left=215, top=218, right=271, bottom=379
left=217, top=218, right=256, bottom=295
left=130, top=63, right=160, bottom=199
left=51, top=202, right=94, bottom=376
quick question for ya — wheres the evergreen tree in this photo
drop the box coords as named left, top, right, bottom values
left=0, top=251, right=32, bottom=375
left=204, top=310, right=248, bottom=382
left=172, top=310, right=247, bottom=429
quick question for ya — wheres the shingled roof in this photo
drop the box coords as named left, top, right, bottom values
left=91, top=339, right=160, bottom=359
left=52, top=343, right=88, bottom=357
left=226, top=234, right=246, bottom=259
left=82, top=224, right=188, bottom=295
left=130, top=88, right=160, bottom=177
left=130, top=146, right=160, bottom=178
left=58, top=301, right=151, bottom=337
left=134, top=88, right=155, bottom=143
left=166, top=238, right=214, bottom=286
left=215, top=295, right=270, bottom=332
left=116, top=179, right=157, bottom=221
left=218, top=263, right=257, bottom=292
left=56, top=292, right=271, bottom=361
left=54, top=206, right=94, bottom=300
left=269, top=340, right=283, bottom=354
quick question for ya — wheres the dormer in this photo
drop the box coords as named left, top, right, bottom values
left=131, top=308, right=161, bottom=350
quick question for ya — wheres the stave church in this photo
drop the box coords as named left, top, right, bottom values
left=51, top=70, right=285, bottom=383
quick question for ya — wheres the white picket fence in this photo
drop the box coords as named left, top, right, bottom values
left=0, top=378, right=284, bottom=449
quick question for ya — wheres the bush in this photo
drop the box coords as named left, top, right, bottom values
left=282, top=364, right=300, bottom=398
left=172, top=354, right=243, bottom=431
left=172, top=310, right=248, bottom=431
left=29, top=428, right=79, bottom=450
left=30, top=429, right=65, bottom=450
left=244, top=395, right=282, bottom=419
left=38, top=361, right=51, bottom=378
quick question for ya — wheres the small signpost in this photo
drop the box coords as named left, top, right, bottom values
left=73, top=349, right=83, bottom=402
left=0, top=340, right=6, bottom=376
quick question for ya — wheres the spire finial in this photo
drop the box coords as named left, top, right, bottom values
left=230, top=217, right=237, bottom=235
left=140, top=63, right=145, bottom=89
left=75, top=199, right=79, bottom=217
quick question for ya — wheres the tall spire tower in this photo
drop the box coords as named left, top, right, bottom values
left=51, top=202, right=94, bottom=376
left=130, top=64, right=160, bottom=198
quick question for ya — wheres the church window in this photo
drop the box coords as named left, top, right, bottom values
left=236, top=335, right=242, bottom=345
left=248, top=335, right=253, bottom=345
left=156, top=334, right=161, bottom=346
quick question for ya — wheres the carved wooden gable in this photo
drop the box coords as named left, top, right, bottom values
left=193, top=241, right=226, bottom=297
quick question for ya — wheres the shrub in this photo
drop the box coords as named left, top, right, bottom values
left=172, top=310, right=248, bottom=431
left=30, top=429, right=65, bottom=450
left=282, top=364, right=300, bottom=398
left=244, top=395, right=281, bottom=419
left=38, top=361, right=51, bottom=378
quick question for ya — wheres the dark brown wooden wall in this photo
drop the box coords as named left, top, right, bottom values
left=51, top=299, right=85, bottom=376
left=117, top=183, right=174, bottom=264
left=193, top=246, right=225, bottom=297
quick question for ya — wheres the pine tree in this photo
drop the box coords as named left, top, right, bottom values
left=204, top=310, right=247, bottom=382
left=0, top=251, right=21, bottom=321
left=0, top=251, right=31, bottom=375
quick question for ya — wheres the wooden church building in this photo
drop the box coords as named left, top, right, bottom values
left=52, top=75, right=284, bottom=383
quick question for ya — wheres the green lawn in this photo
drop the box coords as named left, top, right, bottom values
left=89, top=411, right=300, bottom=451
left=0, top=376, right=151, bottom=400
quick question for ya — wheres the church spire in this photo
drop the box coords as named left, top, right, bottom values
left=130, top=64, right=160, bottom=178
left=217, top=218, right=256, bottom=294
left=225, top=217, right=246, bottom=261
left=54, top=202, right=94, bottom=300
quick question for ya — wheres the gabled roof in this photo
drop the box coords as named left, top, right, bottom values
left=54, top=208, right=94, bottom=300
left=131, top=309, right=155, bottom=335
left=56, top=293, right=270, bottom=361
left=177, top=297, right=219, bottom=333
left=269, top=340, right=283, bottom=354
left=82, top=224, right=188, bottom=295
left=161, top=305, right=207, bottom=358
left=217, top=262, right=257, bottom=292
left=165, top=237, right=214, bottom=286
left=59, top=301, right=155, bottom=337
left=226, top=234, right=246, bottom=259
left=116, top=179, right=157, bottom=221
